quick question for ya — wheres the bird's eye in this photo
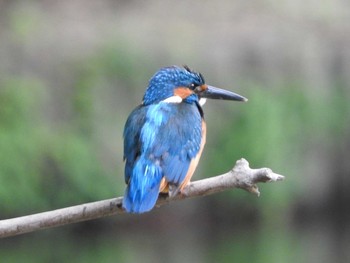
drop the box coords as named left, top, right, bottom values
left=190, top=83, right=204, bottom=93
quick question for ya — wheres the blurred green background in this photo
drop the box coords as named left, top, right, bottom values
left=1, top=1, right=350, bottom=262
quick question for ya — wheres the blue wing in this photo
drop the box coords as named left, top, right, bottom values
left=149, top=103, right=202, bottom=185
left=123, top=105, right=146, bottom=184
left=123, top=102, right=202, bottom=213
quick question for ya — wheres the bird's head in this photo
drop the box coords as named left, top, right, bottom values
left=142, top=65, right=247, bottom=106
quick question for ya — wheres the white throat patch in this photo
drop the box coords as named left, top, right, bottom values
left=162, top=96, right=183, bottom=103
left=162, top=96, right=207, bottom=106
left=199, top=98, right=207, bottom=106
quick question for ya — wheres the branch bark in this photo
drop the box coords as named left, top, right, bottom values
left=0, top=158, right=284, bottom=238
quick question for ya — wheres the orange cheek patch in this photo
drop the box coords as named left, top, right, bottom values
left=174, top=87, right=194, bottom=99
left=200, top=84, right=208, bottom=91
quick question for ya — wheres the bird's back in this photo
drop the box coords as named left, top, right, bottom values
left=123, top=101, right=203, bottom=213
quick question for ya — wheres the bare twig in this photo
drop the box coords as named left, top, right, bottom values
left=0, top=158, right=284, bottom=238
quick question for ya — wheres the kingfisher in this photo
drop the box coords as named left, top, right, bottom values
left=123, top=65, right=247, bottom=213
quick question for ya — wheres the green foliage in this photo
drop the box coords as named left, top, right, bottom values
left=204, top=83, right=350, bottom=207
left=0, top=76, right=116, bottom=214
left=212, top=226, right=302, bottom=263
left=0, top=231, right=125, bottom=263
left=2, top=2, right=350, bottom=263
left=0, top=41, right=157, bottom=216
left=39, top=132, right=115, bottom=207
left=0, top=79, right=46, bottom=213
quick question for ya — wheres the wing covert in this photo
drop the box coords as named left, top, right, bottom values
left=123, top=105, right=146, bottom=183
left=140, top=102, right=203, bottom=186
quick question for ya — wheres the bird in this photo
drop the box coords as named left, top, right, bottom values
left=122, top=65, right=247, bottom=213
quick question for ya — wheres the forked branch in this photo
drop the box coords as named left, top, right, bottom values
left=0, top=158, right=284, bottom=238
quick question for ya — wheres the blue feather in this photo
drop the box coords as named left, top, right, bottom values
left=123, top=105, right=146, bottom=184
left=123, top=156, right=163, bottom=213
left=143, top=66, right=205, bottom=105
left=123, top=102, right=202, bottom=213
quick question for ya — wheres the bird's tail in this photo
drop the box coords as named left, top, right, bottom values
left=123, top=158, right=163, bottom=213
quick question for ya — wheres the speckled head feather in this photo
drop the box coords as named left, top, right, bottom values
left=142, top=66, right=205, bottom=105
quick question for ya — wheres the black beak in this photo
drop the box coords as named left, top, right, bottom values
left=200, top=85, right=248, bottom=102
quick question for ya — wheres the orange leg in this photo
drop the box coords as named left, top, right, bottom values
left=159, top=178, right=169, bottom=193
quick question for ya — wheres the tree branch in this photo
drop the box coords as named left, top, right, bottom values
left=0, top=158, right=284, bottom=238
